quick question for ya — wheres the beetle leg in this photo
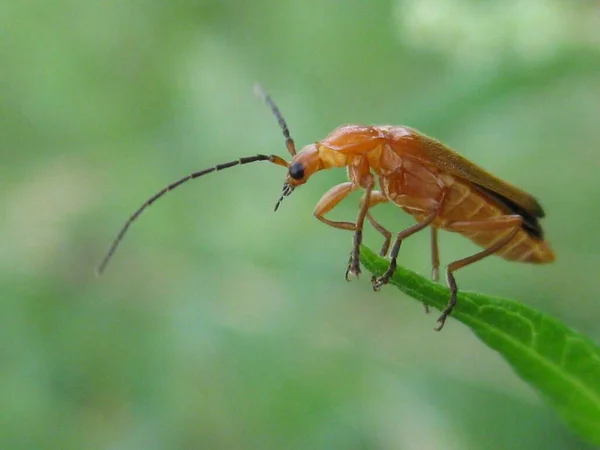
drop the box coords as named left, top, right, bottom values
left=423, top=227, right=441, bottom=314
left=361, top=192, right=393, bottom=284
left=313, top=181, right=377, bottom=280
left=366, top=211, right=393, bottom=286
left=371, top=190, right=447, bottom=291
left=314, top=181, right=358, bottom=231
left=371, top=209, right=439, bottom=291
left=362, top=192, right=391, bottom=256
left=345, top=178, right=377, bottom=280
left=314, top=182, right=362, bottom=278
left=367, top=212, right=391, bottom=256
left=435, top=215, right=523, bottom=331
left=430, top=227, right=440, bottom=282
left=352, top=189, right=390, bottom=281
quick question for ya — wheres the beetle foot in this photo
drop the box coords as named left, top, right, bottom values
left=434, top=313, right=448, bottom=331
left=345, top=248, right=362, bottom=281
left=345, top=256, right=361, bottom=281
left=434, top=291, right=456, bottom=331
left=371, top=275, right=389, bottom=291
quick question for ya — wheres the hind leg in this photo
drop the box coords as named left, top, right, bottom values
left=435, top=215, right=522, bottom=331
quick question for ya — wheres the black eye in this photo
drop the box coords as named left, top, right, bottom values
left=289, top=162, right=305, bottom=180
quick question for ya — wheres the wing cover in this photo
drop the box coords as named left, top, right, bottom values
left=415, top=132, right=546, bottom=220
left=472, top=184, right=543, bottom=239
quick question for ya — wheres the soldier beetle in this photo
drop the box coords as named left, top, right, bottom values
left=98, top=85, right=554, bottom=331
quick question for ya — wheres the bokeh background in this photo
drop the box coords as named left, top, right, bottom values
left=2, top=0, right=600, bottom=448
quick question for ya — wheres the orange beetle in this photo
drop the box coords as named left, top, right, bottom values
left=98, top=86, right=554, bottom=330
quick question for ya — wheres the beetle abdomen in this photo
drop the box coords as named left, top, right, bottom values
left=433, top=178, right=554, bottom=264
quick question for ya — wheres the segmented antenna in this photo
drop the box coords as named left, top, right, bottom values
left=254, top=84, right=297, bottom=156
left=97, top=154, right=279, bottom=275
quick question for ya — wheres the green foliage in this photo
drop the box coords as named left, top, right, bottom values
left=360, top=246, right=600, bottom=445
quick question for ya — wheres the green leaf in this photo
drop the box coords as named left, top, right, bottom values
left=359, top=246, right=600, bottom=445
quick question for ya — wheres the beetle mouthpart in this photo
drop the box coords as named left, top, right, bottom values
left=274, top=183, right=294, bottom=212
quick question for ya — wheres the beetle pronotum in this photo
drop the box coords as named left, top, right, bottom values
left=98, top=85, right=555, bottom=331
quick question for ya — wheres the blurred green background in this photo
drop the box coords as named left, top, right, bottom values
left=2, top=0, right=600, bottom=448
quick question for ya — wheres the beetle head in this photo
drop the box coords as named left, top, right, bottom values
left=274, top=144, right=324, bottom=211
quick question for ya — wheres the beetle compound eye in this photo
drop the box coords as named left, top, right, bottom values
left=289, top=162, right=305, bottom=180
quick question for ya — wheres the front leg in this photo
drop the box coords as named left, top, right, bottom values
left=314, top=181, right=358, bottom=231
left=344, top=177, right=376, bottom=280
left=314, top=181, right=373, bottom=280
left=314, top=182, right=359, bottom=279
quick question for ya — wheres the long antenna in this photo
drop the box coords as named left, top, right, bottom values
left=254, top=84, right=297, bottom=156
left=97, top=154, right=287, bottom=275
